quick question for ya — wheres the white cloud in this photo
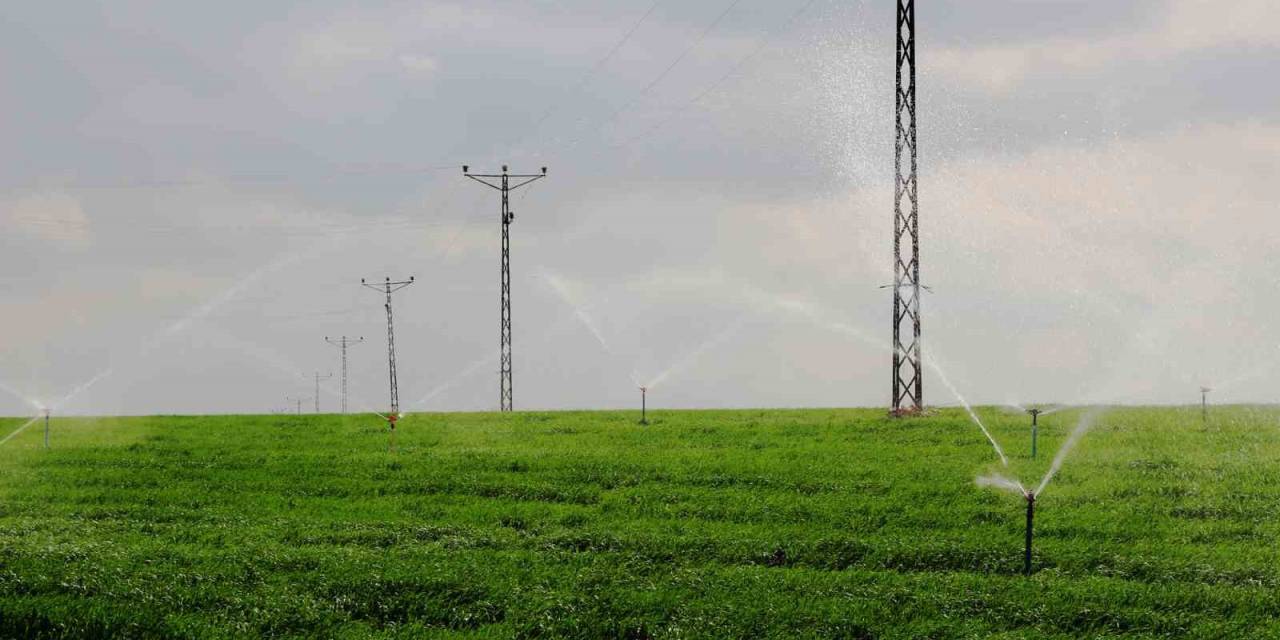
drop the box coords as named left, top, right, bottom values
left=4, top=192, right=92, bottom=250
left=398, top=53, right=438, bottom=74
left=929, top=0, right=1280, bottom=94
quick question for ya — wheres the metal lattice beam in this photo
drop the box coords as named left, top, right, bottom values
left=363, top=277, right=414, bottom=428
left=463, top=165, right=547, bottom=412
left=892, top=0, right=923, bottom=413
left=326, top=336, right=364, bottom=415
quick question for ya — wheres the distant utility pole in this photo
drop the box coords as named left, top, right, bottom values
left=325, top=336, right=364, bottom=414
left=1200, top=386, right=1211, bottom=424
left=363, top=277, right=414, bottom=429
left=286, top=396, right=303, bottom=415
left=891, top=0, right=923, bottom=414
left=43, top=408, right=50, bottom=449
left=462, top=164, right=548, bottom=412
left=311, top=372, right=333, bottom=413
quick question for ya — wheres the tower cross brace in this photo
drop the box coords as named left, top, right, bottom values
left=462, top=164, right=547, bottom=412
left=892, top=0, right=923, bottom=414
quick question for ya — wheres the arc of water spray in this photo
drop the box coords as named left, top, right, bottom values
left=975, top=406, right=1105, bottom=499
left=0, top=380, right=43, bottom=413
left=0, top=371, right=113, bottom=447
left=0, top=415, right=43, bottom=446
left=642, top=316, right=750, bottom=390
left=1034, top=407, right=1103, bottom=496
left=539, top=270, right=616, bottom=356
left=735, top=283, right=1011, bottom=466
left=921, top=344, right=1008, bottom=466
left=411, top=349, right=502, bottom=409
left=209, top=329, right=390, bottom=420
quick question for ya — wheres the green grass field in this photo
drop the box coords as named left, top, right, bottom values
left=2, top=406, right=1280, bottom=638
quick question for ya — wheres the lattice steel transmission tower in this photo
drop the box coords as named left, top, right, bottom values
left=325, top=336, right=364, bottom=414
left=363, top=277, right=414, bottom=429
left=462, top=164, right=547, bottom=412
left=310, top=371, right=332, bottom=413
left=891, top=0, right=923, bottom=414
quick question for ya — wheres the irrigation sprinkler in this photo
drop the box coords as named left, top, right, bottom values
left=1023, top=490, right=1036, bottom=576
left=639, top=386, right=648, bottom=425
left=1200, top=386, right=1211, bottom=424
left=1027, top=408, right=1041, bottom=458
left=42, top=408, right=50, bottom=449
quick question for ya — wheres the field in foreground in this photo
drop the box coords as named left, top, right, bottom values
left=2, top=406, right=1280, bottom=638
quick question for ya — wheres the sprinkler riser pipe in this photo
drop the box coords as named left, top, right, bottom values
left=1024, top=494, right=1035, bottom=576
left=1029, top=409, right=1040, bottom=458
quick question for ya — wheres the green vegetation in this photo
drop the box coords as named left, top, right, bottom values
left=2, top=406, right=1280, bottom=638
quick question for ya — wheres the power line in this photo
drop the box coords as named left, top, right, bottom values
left=1, top=163, right=458, bottom=192
left=555, top=0, right=745, bottom=153
left=609, top=0, right=820, bottom=153
left=521, top=1, right=662, bottom=145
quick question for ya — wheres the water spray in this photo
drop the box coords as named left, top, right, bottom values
left=1027, top=408, right=1041, bottom=458
left=639, top=386, right=648, bottom=425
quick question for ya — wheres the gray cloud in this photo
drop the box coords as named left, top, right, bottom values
left=2, top=0, right=1277, bottom=416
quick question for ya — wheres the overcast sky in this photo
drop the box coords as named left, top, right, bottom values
left=2, top=0, right=1278, bottom=416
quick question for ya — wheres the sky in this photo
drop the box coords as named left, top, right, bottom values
left=1, top=0, right=1278, bottom=416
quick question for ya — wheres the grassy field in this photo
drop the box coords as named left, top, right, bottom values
left=2, top=406, right=1280, bottom=638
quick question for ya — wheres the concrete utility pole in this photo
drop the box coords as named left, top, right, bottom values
left=462, top=164, right=548, bottom=412
left=326, top=336, right=364, bottom=414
